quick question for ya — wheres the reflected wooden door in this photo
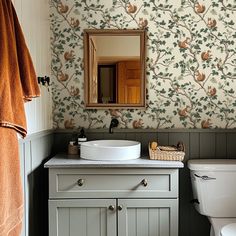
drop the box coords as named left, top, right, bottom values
left=117, top=61, right=141, bottom=104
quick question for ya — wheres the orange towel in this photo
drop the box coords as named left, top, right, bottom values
left=0, top=0, right=40, bottom=235
left=0, top=127, right=23, bottom=236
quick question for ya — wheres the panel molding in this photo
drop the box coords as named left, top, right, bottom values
left=53, top=129, right=236, bottom=160
left=53, top=128, right=236, bottom=236
left=18, top=128, right=236, bottom=236
left=19, top=131, right=54, bottom=236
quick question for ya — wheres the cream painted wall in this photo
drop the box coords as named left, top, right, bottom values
left=13, top=0, right=52, bottom=134
left=96, top=36, right=140, bottom=57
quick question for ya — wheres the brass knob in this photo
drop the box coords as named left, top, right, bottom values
left=108, top=205, right=115, bottom=211
left=118, top=205, right=123, bottom=211
left=77, top=179, right=84, bottom=186
left=141, top=179, right=148, bottom=187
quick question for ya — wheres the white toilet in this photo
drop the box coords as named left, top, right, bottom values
left=188, top=159, right=236, bottom=236
left=221, top=223, right=236, bottom=236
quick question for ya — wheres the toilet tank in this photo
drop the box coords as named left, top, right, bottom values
left=188, top=159, right=236, bottom=217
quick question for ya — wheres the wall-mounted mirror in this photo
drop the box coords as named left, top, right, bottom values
left=84, top=29, right=146, bottom=109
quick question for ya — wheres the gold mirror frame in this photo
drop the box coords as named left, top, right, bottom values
left=84, top=29, right=146, bottom=109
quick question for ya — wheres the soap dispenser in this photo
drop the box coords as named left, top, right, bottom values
left=78, top=128, right=87, bottom=156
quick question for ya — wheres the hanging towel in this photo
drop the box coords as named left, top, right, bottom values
left=0, top=0, right=40, bottom=235
left=0, top=127, right=24, bottom=236
left=0, top=0, right=40, bottom=137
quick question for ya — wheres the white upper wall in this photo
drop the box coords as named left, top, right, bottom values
left=13, top=0, right=52, bottom=135
left=96, top=36, right=140, bottom=57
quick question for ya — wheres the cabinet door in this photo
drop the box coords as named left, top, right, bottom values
left=49, top=199, right=117, bottom=236
left=118, top=199, right=178, bottom=236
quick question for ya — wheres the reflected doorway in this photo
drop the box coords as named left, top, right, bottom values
left=97, top=65, right=117, bottom=104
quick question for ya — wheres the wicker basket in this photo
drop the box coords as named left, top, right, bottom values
left=149, top=143, right=185, bottom=161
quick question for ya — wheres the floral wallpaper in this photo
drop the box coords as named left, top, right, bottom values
left=50, top=0, right=236, bottom=129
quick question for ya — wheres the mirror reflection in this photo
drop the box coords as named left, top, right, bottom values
left=84, top=30, right=146, bottom=108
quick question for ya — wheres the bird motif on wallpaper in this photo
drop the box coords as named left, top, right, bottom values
left=195, top=70, right=206, bottom=82
left=70, top=18, right=80, bottom=28
left=195, top=2, right=205, bottom=13
left=208, top=86, right=217, bottom=97
left=126, top=3, right=137, bottom=13
left=58, top=71, right=69, bottom=82
left=132, top=119, right=144, bottom=128
left=178, top=37, right=190, bottom=49
left=64, top=119, right=75, bottom=129
left=138, top=18, right=148, bottom=29
left=201, top=50, right=212, bottom=61
left=207, top=18, right=217, bottom=28
left=201, top=119, right=211, bottom=129
left=58, top=2, right=69, bottom=14
left=64, top=50, right=75, bottom=61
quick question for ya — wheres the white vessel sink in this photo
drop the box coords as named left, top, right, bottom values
left=80, top=140, right=141, bottom=161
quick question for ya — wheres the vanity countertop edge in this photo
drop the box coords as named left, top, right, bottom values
left=44, top=154, right=184, bottom=169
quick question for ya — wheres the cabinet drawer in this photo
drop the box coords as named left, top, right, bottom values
left=49, top=168, right=178, bottom=199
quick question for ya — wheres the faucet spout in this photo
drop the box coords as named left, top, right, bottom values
left=109, top=118, right=119, bottom=133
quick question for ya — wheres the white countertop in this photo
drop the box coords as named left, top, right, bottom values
left=44, top=154, right=184, bottom=168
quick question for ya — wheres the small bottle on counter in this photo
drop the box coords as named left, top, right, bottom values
left=78, top=128, right=87, bottom=156
left=68, top=141, right=78, bottom=155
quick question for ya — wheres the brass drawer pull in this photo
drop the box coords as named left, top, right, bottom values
left=108, top=205, right=115, bottom=211
left=77, top=179, right=84, bottom=186
left=141, top=179, right=148, bottom=187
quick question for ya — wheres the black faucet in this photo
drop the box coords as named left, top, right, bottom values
left=109, top=118, right=119, bottom=133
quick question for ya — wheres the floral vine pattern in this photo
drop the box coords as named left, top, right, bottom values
left=50, top=0, right=236, bottom=129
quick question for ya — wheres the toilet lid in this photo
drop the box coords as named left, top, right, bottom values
left=221, top=223, right=236, bottom=236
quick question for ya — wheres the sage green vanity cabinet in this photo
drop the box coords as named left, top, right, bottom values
left=46, top=156, right=183, bottom=236
left=49, top=199, right=117, bottom=236
left=118, top=199, right=177, bottom=236
left=49, top=198, right=177, bottom=236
